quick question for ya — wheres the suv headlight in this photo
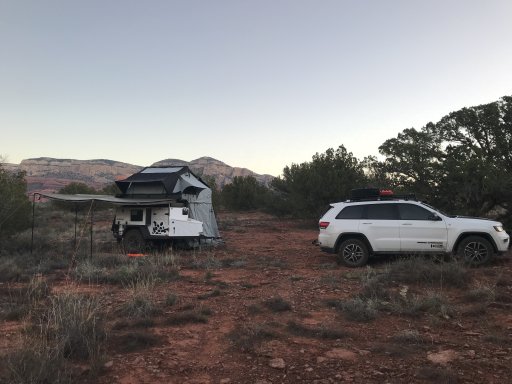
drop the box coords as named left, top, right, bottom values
left=494, top=225, right=504, bottom=232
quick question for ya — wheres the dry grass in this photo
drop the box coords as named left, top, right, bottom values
left=227, top=322, right=279, bottom=352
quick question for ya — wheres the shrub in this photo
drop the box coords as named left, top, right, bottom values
left=0, top=276, right=50, bottom=321
left=114, top=331, right=160, bottom=353
left=392, top=329, right=425, bottom=345
left=0, top=257, right=25, bottom=282
left=227, top=323, right=278, bottom=352
left=5, top=336, right=70, bottom=384
left=165, top=293, right=178, bottom=307
left=121, top=277, right=159, bottom=319
left=337, top=297, right=378, bottom=322
left=383, top=258, right=469, bottom=288
left=389, top=291, right=454, bottom=319
left=0, top=165, right=31, bottom=239
left=286, top=320, right=347, bottom=340
left=38, top=293, right=106, bottom=362
left=263, top=297, right=292, bottom=312
left=464, top=284, right=495, bottom=303
left=166, top=306, right=212, bottom=325
left=197, top=289, right=221, bottom=300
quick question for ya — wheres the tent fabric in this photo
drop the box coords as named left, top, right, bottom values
left=183, top=189, right=220, bottom=238
left=38, top=193, right=178, bottom=206
left=115, top=166, right=189, bottom=195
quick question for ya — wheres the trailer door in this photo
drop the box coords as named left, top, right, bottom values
left=149, top=207, right=170, bottom=236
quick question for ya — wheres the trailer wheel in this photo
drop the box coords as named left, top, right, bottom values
left=123, top=229, right=145, bottom=254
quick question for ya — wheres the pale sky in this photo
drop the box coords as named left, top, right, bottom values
left=1, top=0, right=511, bottom=176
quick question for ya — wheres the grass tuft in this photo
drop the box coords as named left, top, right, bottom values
left=286, top=320, right=347, bottom=339
left=166, top=306, right=212, bottom=325
left=337, top=297, right=378, bottom=322
left=227, top=323, right=279, bottom=352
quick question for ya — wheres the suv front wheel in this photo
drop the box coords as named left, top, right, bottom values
left=336, top=238, right=369, bottom=268
left=457, top=236, right=493, bottom=266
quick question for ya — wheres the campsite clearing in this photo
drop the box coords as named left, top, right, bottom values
left=1, top=211, right=511, bottom=383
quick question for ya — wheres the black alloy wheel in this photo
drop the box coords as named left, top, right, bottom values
left=337, top=238, right=370, bottom=268
left=457, top=236, right=493, bottom=266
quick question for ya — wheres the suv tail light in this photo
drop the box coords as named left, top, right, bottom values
left=319, top=221, right=330, bottom=229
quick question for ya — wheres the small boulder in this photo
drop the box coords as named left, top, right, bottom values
left=269, top=358, right=286, bottom=369
left=427, top=350, right=459, bottom=365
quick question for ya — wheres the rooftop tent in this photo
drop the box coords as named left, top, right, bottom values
left=115, top=166, right=220, bottom=238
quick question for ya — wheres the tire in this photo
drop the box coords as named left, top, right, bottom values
left=336, top=238, right=370, bottom=268
left=457, top=236, right=493, bottom=266
left=123, top=229, right=146, bottom=254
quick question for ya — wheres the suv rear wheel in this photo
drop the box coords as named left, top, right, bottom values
left=336, top=238, right=369, bottom=268
left=457, top=236, right=493, bottom=266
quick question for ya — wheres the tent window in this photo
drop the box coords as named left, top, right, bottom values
left=130, top=209, right=144, bottom=222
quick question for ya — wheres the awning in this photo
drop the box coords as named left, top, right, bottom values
left=37, top=193, right=177, bottom=206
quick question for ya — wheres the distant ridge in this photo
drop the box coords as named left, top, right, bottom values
left=5, top=156, right=273, bottom=195
left=152, top=157, right=273, bottom=187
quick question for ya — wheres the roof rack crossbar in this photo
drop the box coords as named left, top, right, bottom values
left=348, top=194, right=417, bottom=202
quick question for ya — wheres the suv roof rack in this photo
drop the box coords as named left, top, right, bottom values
left=348, top=188, right=417, bottom=202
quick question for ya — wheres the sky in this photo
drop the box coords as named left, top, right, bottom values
left=1, top=0, right=511, bottom=176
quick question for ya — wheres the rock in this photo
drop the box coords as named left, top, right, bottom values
left=104, top=360, right=114, bottom=368
left=316, top=357, right=326, bottom=363
left=220, top=379, right=231, bottom=384
left=325, top=348, right=358, bottom=361
left=427, top=350, right=459, bottom=365
left=269, top=358, right=286, bottom=369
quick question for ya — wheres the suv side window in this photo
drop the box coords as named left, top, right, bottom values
left=365, top=204, right=398, bottom=220
left=335, top=205, right=364, bottom=219
left=398, top=204, right=433, bottom=220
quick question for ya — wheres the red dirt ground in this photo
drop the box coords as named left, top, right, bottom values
left=1, top=211, right=512, bottom=383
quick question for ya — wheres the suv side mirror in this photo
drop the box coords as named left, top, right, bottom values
left=428, top=213, right=442, bottom=221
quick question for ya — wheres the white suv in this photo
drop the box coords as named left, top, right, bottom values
left=317, top=189, right=510, bottom=267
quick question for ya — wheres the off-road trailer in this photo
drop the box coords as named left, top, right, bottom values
left=34, top=166, right=221, bottom=255
left=112, top=203, right=205, bottom=252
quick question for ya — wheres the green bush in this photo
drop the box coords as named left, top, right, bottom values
left=0, top=165, right=31, bottom=240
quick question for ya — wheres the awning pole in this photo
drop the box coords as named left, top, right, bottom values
left=30, top=193, right=38, bottom=254
left=74, top=204, right=78, bottom=250
left=90, top=201, right=94, bottom=258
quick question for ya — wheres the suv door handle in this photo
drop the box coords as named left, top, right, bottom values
left=402, top=223, right=412, bottom=226
left=362, top=222, right=372, bottom=225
